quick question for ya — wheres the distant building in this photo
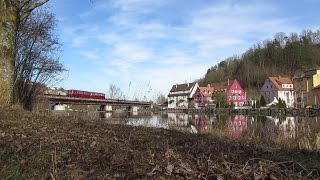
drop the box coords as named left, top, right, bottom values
left=167, top=82, right=199, bottom=109
left=210, top=79, right=247, bottom=108
left=44, top=87, right=66, bottom=96
left=294, top=69, right=320, bottom=107
left=260, top=76, right=295, bottom=107
left=193, top=87, right=207, bottom=108
left=199, top=84, right=215, bottom=104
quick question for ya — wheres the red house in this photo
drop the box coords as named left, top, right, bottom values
left=211, top=79, right=246, bottom=107
left=193, top=87, right=207, bottom=108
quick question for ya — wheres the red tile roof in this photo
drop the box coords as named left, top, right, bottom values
left=210, top=80, right=235, bottom=91
left=199, top=86, right=215, bottom=97
left=269, top=76, right=294, bottom=91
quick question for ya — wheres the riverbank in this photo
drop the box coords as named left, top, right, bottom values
left=1, top=107, right=320, bottom=179
left=186, top=107, right=320, bottom=117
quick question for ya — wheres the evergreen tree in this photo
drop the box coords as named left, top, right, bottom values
left=260, top=96, right=266, bottom=106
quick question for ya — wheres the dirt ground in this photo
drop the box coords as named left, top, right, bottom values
left=1, top=106, right=320, bottom=179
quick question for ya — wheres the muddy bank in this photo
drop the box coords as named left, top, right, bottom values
left=0, top=107, right=319, bottom=179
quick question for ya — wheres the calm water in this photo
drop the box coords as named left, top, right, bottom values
left=53, top=111, right=320, bottom=151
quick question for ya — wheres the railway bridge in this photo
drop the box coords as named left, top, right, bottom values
left=44, top=95, right=152, bottom=112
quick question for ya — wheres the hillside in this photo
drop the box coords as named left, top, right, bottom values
left=199, top=29, right=320, bottom=94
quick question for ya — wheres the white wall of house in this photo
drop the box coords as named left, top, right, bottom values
left=278, top=90, right=295, bottom=107
left=167, top=83, right=199, bottom=109
left=168, top=95, right=189, bottom=108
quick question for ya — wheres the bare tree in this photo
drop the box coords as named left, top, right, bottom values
left=0, top=0, right=49, bottom=105
left=155, top=93, right=166, bottom=104
left=14, top=8, right=64, bottom=110
left=108, top=84, right=123, bottom=99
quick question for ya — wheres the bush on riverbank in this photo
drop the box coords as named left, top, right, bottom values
left=0, top=106, right=319, bottom=179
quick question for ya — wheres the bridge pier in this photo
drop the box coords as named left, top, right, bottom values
left=54, top=104, right=66, bottom=111
left=132, top=106, right=139, bottom=113
left=100, top=105, right=113, bottom=112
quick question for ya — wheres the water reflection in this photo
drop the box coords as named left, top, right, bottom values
left=52, top=110, right=320, bottom=151
left=228, top=115, right=248, bottom=138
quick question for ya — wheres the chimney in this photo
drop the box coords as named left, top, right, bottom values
left=187, top=83, right=189, bottom=87
left=175, top=84, right=178, bottom=88
left=207, top=84, right=210, bottom=87
left=228, top=79, right=230, bottom=86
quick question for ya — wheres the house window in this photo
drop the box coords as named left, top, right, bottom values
left=231, top=90, right=234, bottom=93
left=239, top=90, right=241, bottom=93
left=238, top=96, right=241, bottom=100
left=229, top=96, right=232, bottom=100
left=233, top=96, right=236, bottom=100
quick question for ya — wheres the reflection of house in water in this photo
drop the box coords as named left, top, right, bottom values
left=189, top=114, right=217, bottom=134
left=266, top=116, right=320, bottom=150
left=99, top=112, right=112, bottom=119
left=167, top=113, right=189, bottom=127
left=266, top=116, right=296, bottom=138
left=194, top=114, right=207, bottom=127
left=167, top=113, right=212, bottom=133
left=228, top=115, right=248, bottom=138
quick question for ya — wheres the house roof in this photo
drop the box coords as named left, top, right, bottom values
left=294, top=69, right=320, bottom=79
left=303, top=69, right=319, bottom=78
left=199, top=86, right=215, bottom=97
left=313, top=84, right=320, bottom=90
left=168, top=82, right=197, bottom=97
left=169, top=82, right=196, bottom=93
left=210, top=80, right=235, bottom=91
left=269, top=76, right=294, bottom=91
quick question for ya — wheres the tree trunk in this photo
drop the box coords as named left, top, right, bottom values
left=0, top=1, right=17, bottom=105
left=0, top=0, right=49, bottom=106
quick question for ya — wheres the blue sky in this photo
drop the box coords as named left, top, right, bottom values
left=47, top=0, right=320, bottom=100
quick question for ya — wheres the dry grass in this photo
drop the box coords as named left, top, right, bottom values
left=0, top=106, right=319, bottom=179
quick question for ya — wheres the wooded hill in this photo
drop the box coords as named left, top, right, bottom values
left=199, top=29, right=320, bottom=92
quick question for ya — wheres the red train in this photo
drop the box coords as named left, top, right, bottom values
left=67, top=89, right=105, bottom=99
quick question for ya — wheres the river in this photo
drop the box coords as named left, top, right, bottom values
left=53, top=110, right=320, bottom=151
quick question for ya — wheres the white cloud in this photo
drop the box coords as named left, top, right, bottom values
left=79, top=51, right=99, bottom=60
left=112, top=43, right=152, bottom=62
left=111, top=0, right=167, bottom=13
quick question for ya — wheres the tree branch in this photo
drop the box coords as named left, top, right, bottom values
left=20, top=0, right=49, bottom=21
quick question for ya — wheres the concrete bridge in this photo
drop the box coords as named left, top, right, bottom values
left=44, top=95, right=152, bottom=112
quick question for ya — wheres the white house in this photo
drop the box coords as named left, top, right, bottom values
left=167, top=82, right=199, bottom=109
left=260, top=76, right=295, bottom=107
